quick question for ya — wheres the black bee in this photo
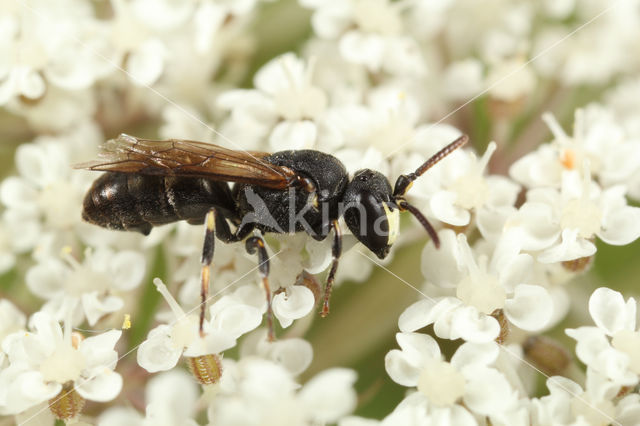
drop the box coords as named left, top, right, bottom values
left=78, top=133, right=467, bottom=340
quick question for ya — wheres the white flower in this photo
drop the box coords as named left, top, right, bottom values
left=218, top=53, right=328, bottom=151
left=301, top=0, right=426, bottom=75
left=401, top=140, right=520, bottom=239
left=506, top=166, right=640, bottom=262
left=0, top=0, right=110, bottom=105
left=566, top=287, right=640, bottom=387
left=510, top=107, right=640, bottom=192
left=208, top=357, right=357, bottom=425
left=98, top=369, right=199, bottom=426
left=108, top=0, right=170, bottom=87
left=487, top=58, right=537, bottom=102
left=137, top=278, right=262, bottom=373
left=240, top=329, right=314, bottom=376
left=0, top=311, right=122, bottom=415
left=413, top=230, right=553, bottom=342
left=385, top=332, right=519, bottom=422
left=531, top=369, right=626, bottom=426
left=26, top=247, right=145, bottom=326
left=442, top=59, right=485, bottom=101
left=0, top=122, right=103, bottom=255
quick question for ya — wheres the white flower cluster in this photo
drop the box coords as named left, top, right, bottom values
left=2, top=0, right=640, bottom=424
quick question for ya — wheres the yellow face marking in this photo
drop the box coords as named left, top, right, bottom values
left=383, top=203, right=400, bottom=246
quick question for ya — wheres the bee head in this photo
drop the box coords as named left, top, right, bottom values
left=343, top=169, right=399, bottom=259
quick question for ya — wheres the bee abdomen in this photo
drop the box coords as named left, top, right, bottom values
left=82, top=173, right=235, bottom=235
left=82, top=173, right=154, bottom=234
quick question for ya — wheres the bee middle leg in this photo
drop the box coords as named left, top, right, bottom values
left=321, top=219, right=342, bottom=317
left=245, top=236, right=275, bottom=342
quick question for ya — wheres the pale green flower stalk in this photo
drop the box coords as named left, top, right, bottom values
left=2, top=1, right=640, bottom=425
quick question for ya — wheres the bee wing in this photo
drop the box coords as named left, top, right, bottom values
left=75, top=134, right=296, bottom=189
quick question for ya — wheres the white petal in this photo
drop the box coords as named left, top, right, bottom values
left=127, top=39, right=165, bottom=86
left=25, top=259, right=67, bottom=299
left=504, top=284, right=553, bottom=331
left=268, top=338, right=313, bottom=376
left=16, top=143, right=66, bottom=187
left=597, top=347, right=637, bottom=385
left=385, top=349, right=420, bottom=387
left=421, top=229, right=465, bottom=289
left=268, top=120, right=317, bottom=151
left=449, top=306, right=500, bottom=343
left=504, top=202, right=560, bottom=251
left=75, top=333, right=116, bottom=368
left=76, top=368, right=123, bottom=402
left=109, top=251, right=146, bottom=291
left=617, top=394, right=640, bottom=426
left=304, top=237, right=333, bottom=274
left=546, top=375, right=582, bottom=397
left=82, top=293, right=123, bottom=326
left=145, top=370, right=199, bottom=422
left=45, top=44, right=96, bottom=90
left=80, top=329, right=122, bottom=369
left=210, top=299, right=262, bottom=338
left=451, top=342, right=499, bottom=370
left=492, top=236, right=533, bottom=292
left=137, top=325, right=181, bottom=372
left=28, top=312, right=63, bottom=355
left=385, top=333, right=440, bottom=386
left=396, top=332, right=441, bottom=365
left=434, top=405, right=477, bottom=426
left=589, top=287, right=637, bottom=334
left=183, top=329, right=236, bottom=357
left=381, top=393, right=430, bottom=425
left=429, top=190, right=470, bottom=226
left=537, top=228, right=596, bottom=263
left=565, top=327, right=610, bottom=366
left=339, top=31, right=385, bottom=70
left=254, top=53, right=305, bottom=94
left=0, top=70, right=18, bottom=105
left=131, top=0, right=193, bottom=30
left=382, top=36, right=425, bottom=76
left=216, top=89, right=277, bottom=123
left=598, top=188, right=640, bottom=244
left=477, top=205, right=516, bottom=242
left=0, top=177, right=38, bottom=211
left=309, top=3, right=352, bottom=38
left=18, top=69, right=46, bottom=99
left=98, top=406, right=143, bottom=425
left=463, top=367, right=517, bottom=416
left=299, top=368, right=358, bottom=423
left=398, top=298, right=437, bottom=332
left=272, top=286, right=315, bottom=328
left=3, top=370, right=61, bottom=414
left=338, top=417, right=379, bottom=426
left=443, top=59, right=484, bottom=100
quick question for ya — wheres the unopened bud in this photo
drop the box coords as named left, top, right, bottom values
left=49, top=382, right=85, bottom=421
left=523, top=335, right=571, bottom=376
left=187, top=354, right=223, bottom=385
left=492, top=309, right=509, bottom=344
left=561, top=255, right=593, bottom=272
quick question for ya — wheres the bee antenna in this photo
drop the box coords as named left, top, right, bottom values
left=393, top=134, right=468, bottom=197
left=395, top=199, right=440, bottom=248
